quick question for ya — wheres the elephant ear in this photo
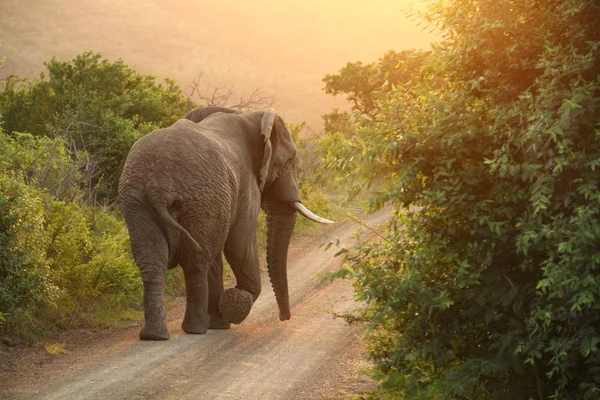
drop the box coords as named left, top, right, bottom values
left=259, top=108, right=295, bottom=192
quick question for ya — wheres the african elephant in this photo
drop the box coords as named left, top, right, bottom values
left=119, top=107, right=332, bottom=340
left=182, top=105, right=240, bottom=122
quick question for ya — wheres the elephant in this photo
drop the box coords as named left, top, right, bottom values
left=182, top=105, right=240, bottom=122
left=118, top=107, right=332, bottom=340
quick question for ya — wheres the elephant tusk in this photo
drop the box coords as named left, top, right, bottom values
left=291, top=202, right=334, bottom=224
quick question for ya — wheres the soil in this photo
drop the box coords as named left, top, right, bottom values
left=0, top=209, right=390, bottom=400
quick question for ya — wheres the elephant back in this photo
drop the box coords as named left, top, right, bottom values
left=120, top=121, right=234, bottom=207
left=182, top=106, right=240, bottom=123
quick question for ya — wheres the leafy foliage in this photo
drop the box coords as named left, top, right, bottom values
left=323, top=50, right=427, bottom=118
left=321, top=108, right=356, bottom=137
left=0, top=51, right=192, bottom=203
left=0, top=180, right=56, bottom=336
left=0, top=129, right=141, bottom=340
left=326, top=0, right=600, bottom=398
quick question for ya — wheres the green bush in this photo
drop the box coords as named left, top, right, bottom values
left=44, top=199, right=141, bottom=324
left=0, top=129, right=142, bottom=339
left=0, top=177, right=59, bottom=338
left=289, top=123, right=360, bottom=234
left=327, top=0, right=600, bottom=398
left=0, top=53, right=196, bottom=339
left=323, top=50, right=427, bottom=118
left=0, top=51, right=192, bottom=204
left=0, top=130, right=85, bottom=199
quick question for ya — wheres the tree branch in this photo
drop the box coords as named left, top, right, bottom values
left=184, top=70, right=276, bottom=111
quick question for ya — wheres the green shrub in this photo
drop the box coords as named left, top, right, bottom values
left=0, top=178, right=58, bottom=338
left=328, top=0, right=600, bottom=398
left=45, top=200, right=141, bottom=323
left=0, top=129, right=144, bottom=338
left=0, top=53, right=197, bottom=338
left=0, top=51, right=192, bottom=204
left=0, top=130, right=85, bottom=200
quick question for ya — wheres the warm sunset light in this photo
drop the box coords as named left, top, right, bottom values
left=1, top=0, right=437, bottom=131
left=4, top=1, right=597, bottom=398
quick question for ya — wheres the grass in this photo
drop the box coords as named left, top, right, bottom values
left=44, top=342, right=67, bottom=355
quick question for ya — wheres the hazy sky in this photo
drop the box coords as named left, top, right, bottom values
left=1, top=0, right=438, bottom=131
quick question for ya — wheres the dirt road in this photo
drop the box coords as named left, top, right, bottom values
left=1, top=209, right=389, bottom=400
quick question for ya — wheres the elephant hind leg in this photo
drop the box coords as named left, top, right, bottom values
left=180, top=253, right=211, bottom=334
left=123, top=206, right=170, bottom=340
left=178, top=209, right=229, bottom=333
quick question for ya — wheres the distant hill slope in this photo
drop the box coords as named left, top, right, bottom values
left=0, top=0, right=435, bottom=132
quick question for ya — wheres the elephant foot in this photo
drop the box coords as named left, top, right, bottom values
left=209, top=315, right=231, bottom=330
left=181, top=318, right=209, bottom=334
left=219, top=288, right=254, bottom=324
left=139, top=323, right=170, bottom=340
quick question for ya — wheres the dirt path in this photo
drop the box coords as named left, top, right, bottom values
left=1, top=209, right=389, bottom=400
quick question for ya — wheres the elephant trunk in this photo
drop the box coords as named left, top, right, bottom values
left=266, top=205, right=297, bottom=321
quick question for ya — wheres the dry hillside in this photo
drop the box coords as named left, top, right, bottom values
left=0, top=0, right=436, bottom=132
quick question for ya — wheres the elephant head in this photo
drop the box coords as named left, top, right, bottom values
left=258, top=109, right=332, bottom=321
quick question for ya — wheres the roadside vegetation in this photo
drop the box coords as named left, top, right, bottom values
left=324, top=0, right=600, bottom=399
left=0, top=53, right=190, bottom=341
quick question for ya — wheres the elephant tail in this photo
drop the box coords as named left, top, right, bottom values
left=154, top=204, right=203, bottom=254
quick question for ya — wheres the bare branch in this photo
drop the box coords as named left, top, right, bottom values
left=203, top=82, right=234, bottom=107
left=183, top=72, right=204, bottom=100
left=184, top=70, right=277, bottom=111
left=229, top=87, right=277, bottom=111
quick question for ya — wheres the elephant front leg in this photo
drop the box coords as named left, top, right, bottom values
left=140, top=272, right=170, bottom=340
left=181, top=262, right=210, bottom=334
left=208, top=255, right=231, bottom=329
left=221, top=226, right=261, bottom=325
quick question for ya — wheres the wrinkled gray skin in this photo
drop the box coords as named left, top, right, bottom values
left=119, top=107, right=327, bottom=340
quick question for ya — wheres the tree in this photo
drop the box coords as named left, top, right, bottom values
left=327, top=0, right=600, bottom=398
left=321, top=108, right=355, bottom=136
left=322, top=49, right=427, bottom=118
left=0, top=51, right=193, bottom=204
